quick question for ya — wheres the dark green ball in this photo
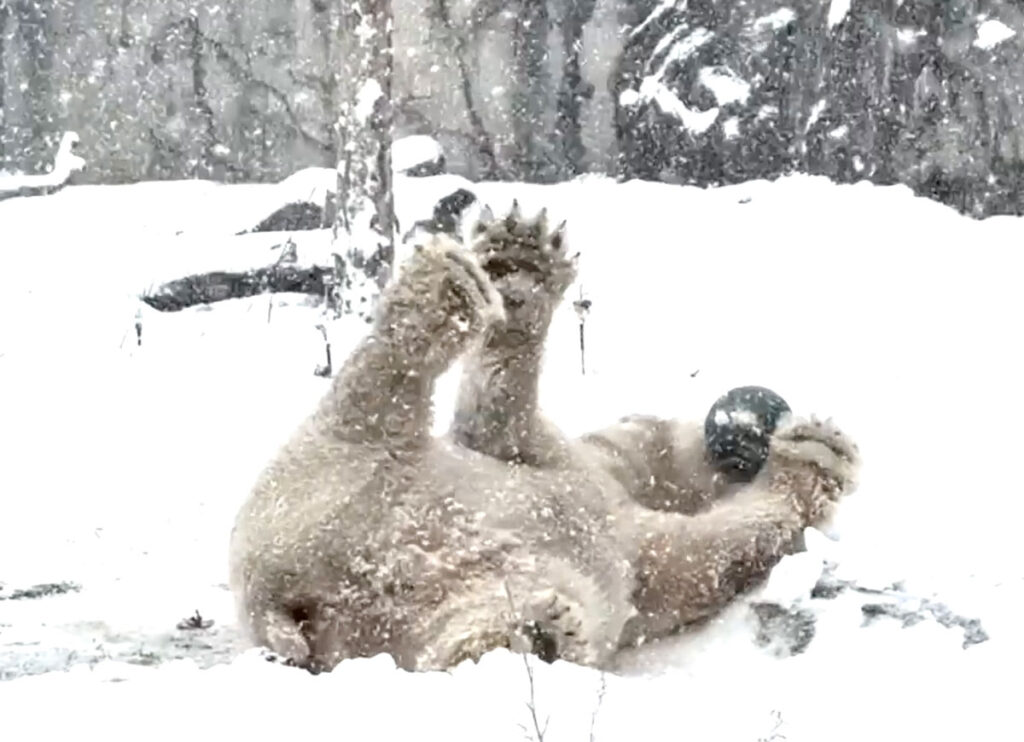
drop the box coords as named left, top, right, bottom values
left=704, top=385, right=791, bottom=482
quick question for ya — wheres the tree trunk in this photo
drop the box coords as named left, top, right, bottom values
left=331, top=0, right=396, bottom=321
left=0, top=0, right=8, bottom=168
left=511, top=0, right=553, bottom=181
left=187, top=14, right=217, bottom=179
left=14, top=0, right=55, bottom=170
left=556, top=0, right=597, bottom=176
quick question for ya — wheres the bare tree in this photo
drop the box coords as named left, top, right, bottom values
left=427, top=0, right=503, bottom=180
left=330, top=0, right=396, bottom=320
left=13, top=0, right=56, bottom=169
left=0, top=0, right=7, bottom=167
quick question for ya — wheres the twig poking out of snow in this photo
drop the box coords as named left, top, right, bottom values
left=0, top=132, right=86, bottom=200
left=588, top=672, right=607, bottom=742
left=176, top=610, right=215, bottom=631
left=573, top=286, right=591, bottom=376
left=314, top=323, right=333, bottom=378
left=758, top=710, right=786, bottom=742
left=503, top=583, right=550, bottom=742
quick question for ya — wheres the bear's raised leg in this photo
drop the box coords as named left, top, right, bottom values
left=450, top=202, right=577, bottom=466
left=231, top=235, right=504, bottom=672
left=316, top=234, right=505, bottom=445
left=618, top=416, right=860, bottom=647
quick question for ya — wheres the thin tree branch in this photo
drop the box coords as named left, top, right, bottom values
left=150, top=18, right=332, bottom=154
left=429, top=0, right=503, bottom=179
left=503, top=582, right=549, bottom=742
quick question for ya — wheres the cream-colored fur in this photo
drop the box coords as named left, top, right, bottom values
left=229, top=206, right=860, bottom=673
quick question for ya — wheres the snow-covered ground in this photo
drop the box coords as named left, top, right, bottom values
left=1, top=172, right=1021, bottom=740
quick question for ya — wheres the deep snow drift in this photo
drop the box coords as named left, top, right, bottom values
left=0, top=172, right=1020, bottom=740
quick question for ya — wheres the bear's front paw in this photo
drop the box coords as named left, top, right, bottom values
left=383, top=235, right=506, bottom=350
left=762, top=415, right=860, bottom=525
left=470, top=200, right=576, bottom=343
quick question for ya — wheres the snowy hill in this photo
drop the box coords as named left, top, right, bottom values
left=0, top=173, right=1021, bottom=740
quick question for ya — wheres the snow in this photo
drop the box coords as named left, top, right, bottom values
left=635, top=77, right=720, bottom=134
left=624, top=29, right=721, bottom=134
left=629, top=0, right=680, bottom=39
left=1, top=173, right=1022, bottom=740
left=652, top=26, right=713, bottom=71
left=896, top=27, right=925, bottom=50
left=806, top=100, right=827, bottom=131
left=0, top=131, right=85, bottom=193
left=975, top=19, right=1016, bottom=50
left=392, top=135, right=444, bottom=173
left=827, top=0, right=852, bottom=29
left=752, top=8, right=797, bottom=33
left=698, top=66, right=751, bottom=106
left=354, top=78, right=384, bottom=123
left=618, top=88, right=640, bottom=107
left=722, top=116, right=741, bottom=139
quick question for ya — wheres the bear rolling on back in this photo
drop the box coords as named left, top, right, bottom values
left=229, top=205, right=860, bottom=673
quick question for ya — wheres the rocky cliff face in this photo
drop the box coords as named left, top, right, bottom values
left=3, top=0, right=1024, bottom=217
left=615, top=0, right=1024, bottom=216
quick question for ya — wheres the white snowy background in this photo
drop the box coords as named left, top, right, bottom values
left=0, top=172, right=1021, bottom=740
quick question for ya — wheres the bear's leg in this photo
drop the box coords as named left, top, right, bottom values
left=450, top=202, right=577, bottom=465
left=416, top=576, right=611, bottom=670
left=315, top=234, right=504, bottom=445
left=619, top=416, right=860, bottom=647
left=242, top=597, right=317, bottom=669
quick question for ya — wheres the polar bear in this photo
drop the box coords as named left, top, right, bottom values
left=228, top=204, right=859, bottom=673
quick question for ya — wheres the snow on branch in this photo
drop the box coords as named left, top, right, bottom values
left=629, top=0, right=679, bottom=40
left=0, top=132, right=86, bottom=201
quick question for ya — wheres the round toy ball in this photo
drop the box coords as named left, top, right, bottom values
left=704, top=385, right=791, bottom=482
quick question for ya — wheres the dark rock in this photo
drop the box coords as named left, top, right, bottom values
left=0, top=582, right=81, bottom=601
left=403, top=155, right=447, bottom=178
left=750, top=601, right=817, bottom=657
left=241, top=201, right=326, bottom=234
left=400, top=187, right=479, bottom=243
left=141, top=264, right=332, bottom=312
left=813, top=564, right=990, bottom=649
